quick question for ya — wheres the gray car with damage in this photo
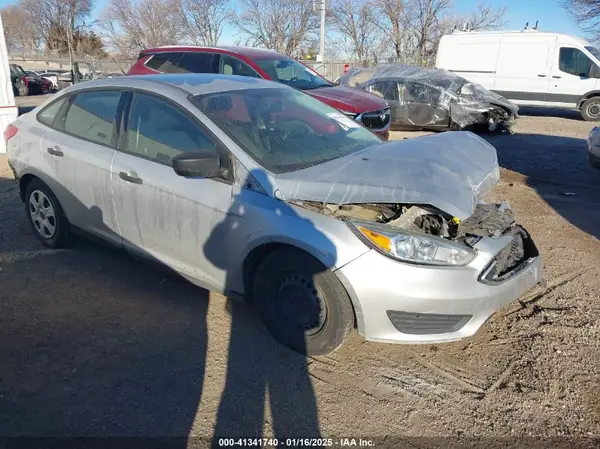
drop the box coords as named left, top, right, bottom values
left=6, top=74, right=543, bottom=355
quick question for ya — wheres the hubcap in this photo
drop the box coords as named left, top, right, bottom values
left=276, top=273, right=327, bottom=335
left=29, top=190, right=57, bottom=239
left=588, top=102, right=600, bottom=119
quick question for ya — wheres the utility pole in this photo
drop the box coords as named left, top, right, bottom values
left=314, top=0, right=326, bottom=76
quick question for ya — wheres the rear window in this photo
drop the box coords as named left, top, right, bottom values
left=37, top=97, right=68, bottom=127
left=145, top=52, right=183, bottom=72
left=64, top=90, right=122, bottom=146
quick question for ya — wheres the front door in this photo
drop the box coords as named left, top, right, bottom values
left=110, top=91, right=234, bottom=289
left=547, top=46, right=600, bottom=107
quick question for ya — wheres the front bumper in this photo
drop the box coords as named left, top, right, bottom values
left=335, top=238, right=543, bottom=344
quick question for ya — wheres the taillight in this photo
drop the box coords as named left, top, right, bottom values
left=22, top=76, right=29, bottom=86
left=4, top=124, right=18, bottom=143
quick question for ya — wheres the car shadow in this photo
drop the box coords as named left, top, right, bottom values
left=483, top=132, right=600, bottom=240
left=518, top=107, right=583, bottom=121
left=0, top=167, right=326, bottom=439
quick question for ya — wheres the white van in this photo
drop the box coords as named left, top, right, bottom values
left=0, top=15, right=18, bottom=153
left=435, top=30, right=600, bottom=121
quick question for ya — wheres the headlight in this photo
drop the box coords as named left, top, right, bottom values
left=348, top=220, right=476, bottom=266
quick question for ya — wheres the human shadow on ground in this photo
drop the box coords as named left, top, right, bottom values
left=204, top=169, right=329, bottom=441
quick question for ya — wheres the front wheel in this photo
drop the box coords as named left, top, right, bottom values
left=24, top=179, right=73, bottom=248
left=253, top=247, right=355, bottom=356
left=581, top=97, right=600, bottom=122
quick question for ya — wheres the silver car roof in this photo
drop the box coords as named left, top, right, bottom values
left=62, top=74, right=283, bottom=96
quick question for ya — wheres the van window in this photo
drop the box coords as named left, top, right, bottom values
left=559, top=48, right=594, bottom=77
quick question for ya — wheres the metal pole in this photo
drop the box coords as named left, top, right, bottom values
left=314, top=0, right=326, bottom=77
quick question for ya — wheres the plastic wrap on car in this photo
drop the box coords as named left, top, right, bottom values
left=338, top=65, right=519, bottom=129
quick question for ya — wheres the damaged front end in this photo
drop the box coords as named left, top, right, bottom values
left=292, top=200, right=538, bottom=279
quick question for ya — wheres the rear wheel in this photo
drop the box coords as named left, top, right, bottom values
left=24, top=179, right=73, bottom=248
left=17, top=82, right=29, bottom=97
left=581, top=97, right=600, bottom=121
left=253, top=247, right=355, bottom=356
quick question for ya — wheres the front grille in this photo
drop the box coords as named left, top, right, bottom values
left=360, top=108, right=391, bottom=130
left=386, top=311, right=472, bottom=335
left=482, top=225, right=539, bottom=283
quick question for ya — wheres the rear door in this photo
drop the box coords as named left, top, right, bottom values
left=547, top=46, right=600, bottom=107
left=38, top=89, right=124, bottom=243
left=493, top=35, right=557, bottom=105
left=110, top=90, right=234, bottom=288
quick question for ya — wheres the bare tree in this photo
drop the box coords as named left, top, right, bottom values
left=450, top=2, right=507, bottom=31
left=564, top=0, right=600, bottom=41
left=20, top=0, right=92, bottom=54
left=101, top=0, right=183, bottom=57
left=177, top=0, right=232, bottom=46
left=232, top=0, right=318, bottom=56
left=374, top=0, right=404, bottom=60
left=330, top=0, right=383, bottom=61
left=1, top=5, right=40, bottom=55
left=401, top=0, right=451, bottom=65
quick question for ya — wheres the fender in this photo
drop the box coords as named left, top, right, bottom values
left=578, top=90, right=600, bottom=108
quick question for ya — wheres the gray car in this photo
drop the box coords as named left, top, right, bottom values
left=589, top=126, right=600, bottom=169
left=5, top=74, right=543, bottom=355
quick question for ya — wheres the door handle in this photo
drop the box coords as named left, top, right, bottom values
left=537, top=74, right=547, bottom=77
left=552, top=75, right=562, bottom=79
left=47, top=146, right=63, bottom=157
left=119, top=171, right=143, bottom=184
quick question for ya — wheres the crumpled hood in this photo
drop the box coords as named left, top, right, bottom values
left=273, top=131, right=500, bottom=220
left=304, top=85, right=388, bottom=113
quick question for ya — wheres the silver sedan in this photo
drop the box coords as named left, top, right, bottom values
left=6, top=74, right=543, bottom=355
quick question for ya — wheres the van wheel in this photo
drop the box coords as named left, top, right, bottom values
left=581, top=97, right=600, bottom=121
left=253, top=247, right=354, bottom=356
left=24, top=179, right=73, bottom=248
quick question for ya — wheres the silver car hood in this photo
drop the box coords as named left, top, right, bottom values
left=273, top=131, right=500, bottom=220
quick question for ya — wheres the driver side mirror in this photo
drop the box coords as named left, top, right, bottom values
left=172, top=151, right=221, bottom=178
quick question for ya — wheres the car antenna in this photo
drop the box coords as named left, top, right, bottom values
left=111, top=56, right=127, bottom=75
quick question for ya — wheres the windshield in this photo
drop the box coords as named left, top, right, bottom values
left=586, top=46, right=600, bottom=61
left=193, top=87, right=381, bottom=174
left=256, top=58, right=332, bottom=90
left=10, top=65, right=26, bottom=76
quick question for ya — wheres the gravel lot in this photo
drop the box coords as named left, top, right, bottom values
left=1, top=104, right=599, bottom=446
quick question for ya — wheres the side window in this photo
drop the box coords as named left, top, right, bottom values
left=144, top=52, right=184, bottom=73
left=559, top=48, right=593, bottom=77
left=219, top=55, right=260, bottom=77
left=172, top=52, right=214, bottom=73
left=64, top=90, right=122, bottom=146
left=367, top=82, right=398, bottom=101
left=37, top=97, right=68, bottom=128
left=125, top=92, right=216, bottom=165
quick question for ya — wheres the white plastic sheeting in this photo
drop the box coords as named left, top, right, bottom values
left=273, top=131, right=500, bottom=220
left=339, top=65, right=518, bottom=130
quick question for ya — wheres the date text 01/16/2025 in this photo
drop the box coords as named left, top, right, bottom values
left=217, top=438, right=376, bottom=447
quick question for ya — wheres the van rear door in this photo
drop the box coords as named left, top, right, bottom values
left=435, top=34, right=499, bottom=90
left=493, top=34, right=557, bottom=106
left=547, top=45, right=599, bottom=108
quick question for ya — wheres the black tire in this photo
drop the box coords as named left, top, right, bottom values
left=24, top=179, right=73, bottom=248
left=12, top=83, right=19, bottom=97
left=253, top=247, right=354, bottom=356
left=581, top=97, right=600, bottom=122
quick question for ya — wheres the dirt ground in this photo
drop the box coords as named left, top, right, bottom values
left=1, top=107, right=599, bottom=446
